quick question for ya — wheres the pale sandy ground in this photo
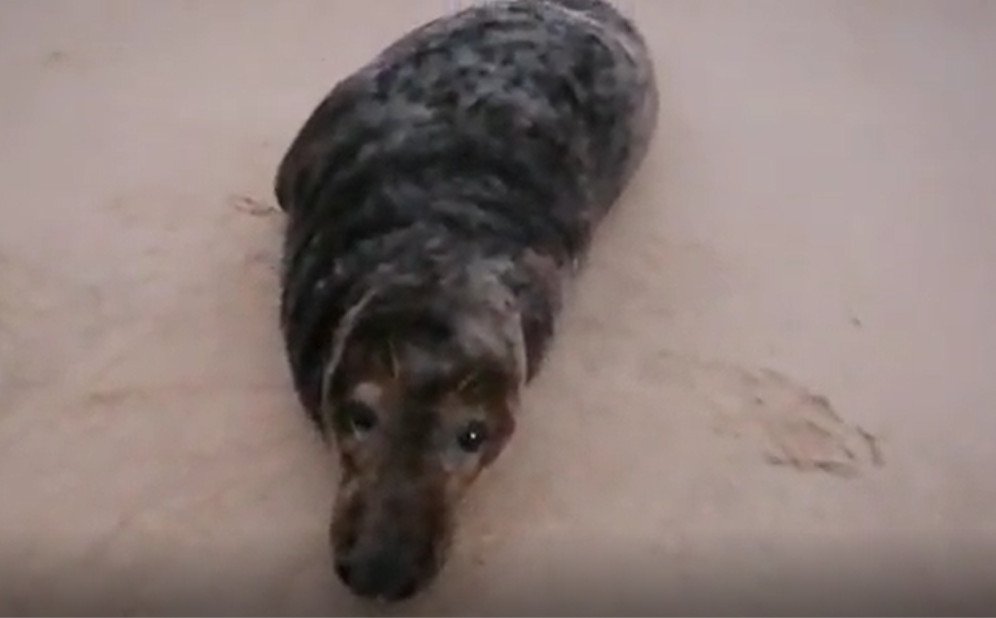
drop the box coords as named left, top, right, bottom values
left=1, top=1, right=994, bottom=615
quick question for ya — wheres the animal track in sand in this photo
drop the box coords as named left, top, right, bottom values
left=651, top=351, right=884, bottom=478
left=229, top=194, right=281, bottom=218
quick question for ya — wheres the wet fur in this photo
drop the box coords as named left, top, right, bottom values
left=275, top=0, right=657, bottom=601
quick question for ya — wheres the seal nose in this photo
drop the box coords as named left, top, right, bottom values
left=335, top=545, right=420, bottom=601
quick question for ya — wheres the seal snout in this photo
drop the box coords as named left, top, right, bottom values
left=335, top=542, right=422, bottom=601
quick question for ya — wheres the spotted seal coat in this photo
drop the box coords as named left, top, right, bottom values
left=275, top=0, right=657, bottom=601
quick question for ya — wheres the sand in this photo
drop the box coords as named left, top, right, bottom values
left=1, top=0, right=994, bottom=614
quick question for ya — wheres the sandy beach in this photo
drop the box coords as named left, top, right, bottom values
left=1, top=1, right=994, bottom=614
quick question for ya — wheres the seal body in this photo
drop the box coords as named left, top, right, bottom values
left=275, top=0, right=657, bottom=601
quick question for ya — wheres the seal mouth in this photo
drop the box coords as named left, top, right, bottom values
left=332, top=533, right=442, bottom=602
left=334, top=556, right=422, bottom=602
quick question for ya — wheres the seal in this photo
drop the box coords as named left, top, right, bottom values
left=275, top=0, right=657, bottom=601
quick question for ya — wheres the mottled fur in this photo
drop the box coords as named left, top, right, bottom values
left=275, top=0, right=657, bottom=601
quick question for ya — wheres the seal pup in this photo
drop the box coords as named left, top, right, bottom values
left=275, top=0, right=657, bottom=601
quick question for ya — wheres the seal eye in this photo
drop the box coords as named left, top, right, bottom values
left=339, top=401, right=377, bottom=435
left=457, top=420, right=489, bottom=453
